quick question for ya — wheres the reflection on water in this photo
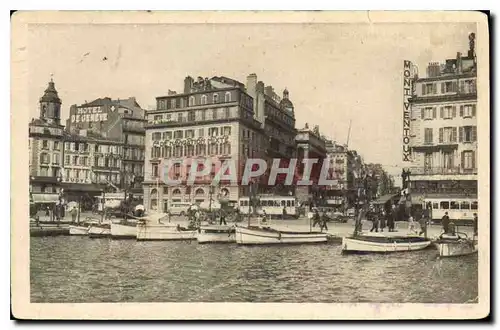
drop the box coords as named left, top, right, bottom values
left=30, top=237, right=478, bottom=303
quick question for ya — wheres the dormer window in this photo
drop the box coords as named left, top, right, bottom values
left=225, top=92, right=231, bottom=102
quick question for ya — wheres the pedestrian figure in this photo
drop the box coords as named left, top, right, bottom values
left=473, top=213, right=478, bottom=236
left=418, top=214, right=428, bottom=237
left=389, top=205, right=397, bottom=232
left=370, top=211, right=379, bottom=233
left=45, top=206, right=50, bottom=217
left=71, top=206, right=78, bottom=223
left=261, top=210, right=268, bottom=224
left=441, top=212, right=450, bottom=234
left=408, top=213, right=416, bottom=234
left=379, top=210, right=386, bottom=232
left=320, top=212, right=329, bottom=232
left=312, top=209, right=320, bottom=227
left=282, top=206, right=287, bottom=220
left=235, top=206, right=240, bottom=222
left=219, top=209, right=227, bottom=226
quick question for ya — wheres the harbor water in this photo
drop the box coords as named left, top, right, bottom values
left=30, top=236, right=478, bottom=303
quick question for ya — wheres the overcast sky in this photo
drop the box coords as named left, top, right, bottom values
left=27, top=22, right=476, bottom=183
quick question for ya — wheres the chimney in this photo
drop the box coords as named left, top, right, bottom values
left=184, top=76, right=194, bottom=94
left=256, top=81, right=265, bottom=93
left=264, top=86, right=274, bottom=97
left=456, top=52, right=463, bottom=74
left=246, top=73, right=257, bottom=98
left=168, top=90, right=177, bottom=96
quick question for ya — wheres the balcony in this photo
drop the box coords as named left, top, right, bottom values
left=412, top=142, right=458, bottom=151
left=409, top=167, right=478, bottom=175
left=92, top=165, right=121, bottom=172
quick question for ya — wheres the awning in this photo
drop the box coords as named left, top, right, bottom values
left=31, top=193, right=60, bottom=204
left=372, top=194, right=398, bottom=205
left=61, top=183, right=105, bottom=193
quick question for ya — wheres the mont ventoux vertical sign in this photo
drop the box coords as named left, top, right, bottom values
left=402, top=60, right=414, bottom=162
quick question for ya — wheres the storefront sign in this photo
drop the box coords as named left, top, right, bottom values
left=71, top=106, right=108, bottom=123
left=402, top=60, right=413, bottom=162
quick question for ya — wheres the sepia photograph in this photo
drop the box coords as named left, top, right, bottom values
left=11, top=10, right=490, bottom=319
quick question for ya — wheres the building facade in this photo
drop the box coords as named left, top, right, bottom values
left=60, top=130, right=125, bottom=207
left=409, top=33, right=477, bottom=199
left=66, top=97, right=146, bottom=193
left=143, top=76, right=264, bottom=212
left=245, top=73, right=297, bottom=196
left=322, top=141, right=366, bottom=209
left=29, top=79, right=65, bottom=204
left=295, top=124, right=327, bottom=206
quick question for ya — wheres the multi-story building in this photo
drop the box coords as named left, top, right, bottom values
left=143, top=75, right=264, bottom=212
left=29, top=78, right=65, bottom=204
left=295, top=124, right=327, bottom=205
left=245, top=73, right=297, bottom=196
left=321, top=140, right=368, bottom=209
left=66, top=97, right=146, bottom=193
left=60, top=130, right=124, bottom=206
left=408, top=33, right=477, bottom=199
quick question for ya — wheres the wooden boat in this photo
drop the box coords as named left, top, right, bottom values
left=88, top=224, right=111, bottom=238
left=136, top=213, right=197, bottom=241
left=342, top=232, right=432, bottom=254
left=434, top=232, right=478, bottom=257
left=197, top=225, right=236, bottom=244
left=110, top=221, right=137, bottom=239
left=235, top=225, right=328, bottom=245
left=69, top=225, right=90, bottom=236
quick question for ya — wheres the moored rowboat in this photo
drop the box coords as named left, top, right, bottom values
left=136, top=223, right=197, bottom=241
left=342, top=233, right=432, bottom=254
left=197, top=225, right=235, bottom=244
left=110, top=222, right=137, bottom=239
left=434, top=233, right=478, bottom=257
left=88, top=224, right=111, bottom=238
left=235, top=225, right=328, bottom=245
left=69, top=225, right=90, bottom=236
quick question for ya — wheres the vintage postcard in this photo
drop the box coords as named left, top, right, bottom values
left=11, top=11, right=490, bottom=320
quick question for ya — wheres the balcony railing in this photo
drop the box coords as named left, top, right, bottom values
left=409, top=167, right=478, bottom=175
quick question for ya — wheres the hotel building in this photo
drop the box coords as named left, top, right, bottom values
left=143, top=76, right=264, bottom=212
left=408, top=33, right=477, bottom=200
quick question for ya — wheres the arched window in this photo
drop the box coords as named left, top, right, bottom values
left=195, top=188, right=205, bottom=196
left=201, top=95, right=207, bottom=105
left=173, top=188, right=182, bottom=195
left=150, top=188, right=158, bottom=210
left=213, top=93, right=219, bottom=104
left=189, top=96, right=195, bottom=106
left=225, top=92, right=231, bottom=102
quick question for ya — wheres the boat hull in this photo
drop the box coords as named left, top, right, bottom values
left=69, top=225, right=89, bottom=236
left=436, top=240, right=478, bottom=257
left=197, top=225, right=236, bottom=244
left=88, top=225, right=111, bottom=238
left=342, top=235, right=432, bottom=254
left=136, top=224, right=197, bottom=241
left=110, top=223, right=137, bottom=239
left=235, top=226, right=328, bottom=245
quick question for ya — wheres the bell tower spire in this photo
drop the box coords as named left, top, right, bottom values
left=39, top=76, right=62, bottom=125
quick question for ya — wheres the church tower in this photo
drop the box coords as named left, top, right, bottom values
left=39, top=77, right=62, bottom=126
